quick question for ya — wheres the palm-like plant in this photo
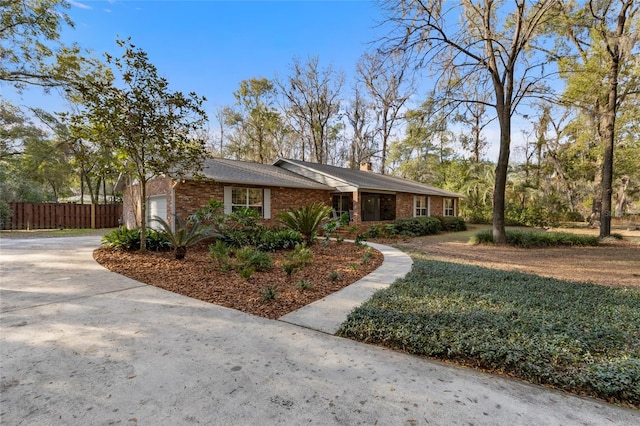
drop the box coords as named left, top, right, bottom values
left=277, top=202, right=332, bottom=245
left=152, top=215, right=218, bottom=260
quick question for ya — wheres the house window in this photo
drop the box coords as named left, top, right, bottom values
left=414, top=196, right=430, bottom=217
left=231, top=187, right=263, bottom=216
left=443, top=198, right=455, bottom=217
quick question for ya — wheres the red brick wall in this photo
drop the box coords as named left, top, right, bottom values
left=174, top=180, right=331, bottom=226
left=431, top=196, right=444, bottom=216
left=271, top=188, right=332, bottom=223
left=395, top=193, right=414, bottom=219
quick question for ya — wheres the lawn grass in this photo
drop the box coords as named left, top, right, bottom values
left=337, top=259, right=640, bottom=407
left=0, top=228, right=116, bottom=239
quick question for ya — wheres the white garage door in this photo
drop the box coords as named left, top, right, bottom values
left=147, top=195, right=168, bottom=230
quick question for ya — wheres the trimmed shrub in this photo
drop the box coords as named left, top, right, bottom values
left=472, top=229, right=600, bottom=248
left=394, top=217, right=442, bottom=237
left=435, top=216, right=467, bottom=232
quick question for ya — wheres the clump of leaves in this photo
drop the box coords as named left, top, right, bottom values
left=354, top=233, right=367, bottom=247
left=278, top=202, right=332, bottom=245
left=234, top=246, right=273, bottom=272
left=238, top=266, right=255, bottom=280
left=360, top=246, right=373, bottom=265
left=296, top=279, right=314, bottom=291
left=322, top=212, right=350, bottom=246
left=282, top=243, right=313, bottom=278
left=209, top=240, right=233, bottom=272
left=261, top=285, right=278, bottom=302
left=328, top=271, right=342, bottom=281
left=153, top=215, right=217, bottom=260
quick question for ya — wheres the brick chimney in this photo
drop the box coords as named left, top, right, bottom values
left=360, top=162, right=372, bottom=172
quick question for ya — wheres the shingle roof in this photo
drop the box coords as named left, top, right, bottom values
left=201, top=158, right=334, bottom=190
left=274, top=158, right=464, bottom=198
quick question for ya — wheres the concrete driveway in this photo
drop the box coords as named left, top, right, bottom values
left=1, top=236, right=638, bottom=425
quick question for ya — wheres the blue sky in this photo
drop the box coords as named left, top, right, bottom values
left=5, top=0, right=390, bottom=116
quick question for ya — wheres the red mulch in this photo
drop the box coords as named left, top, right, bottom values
left=94, top=241, right=383, bottom=319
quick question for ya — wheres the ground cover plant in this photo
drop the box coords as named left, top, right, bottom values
left=472, top=228, right=600, bottom=248
left=337, top=259, right=640, bottom=407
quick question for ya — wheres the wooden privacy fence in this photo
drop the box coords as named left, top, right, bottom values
left=4, top=203, right=123, bottom=230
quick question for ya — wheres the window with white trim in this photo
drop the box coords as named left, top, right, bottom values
left=414, top=196, right=429, bottom=217
left=232, top=187, right=263, bottom=215
left=227, top=187, right=268, bottom=217
left=443, top=198, right=455, bottom=217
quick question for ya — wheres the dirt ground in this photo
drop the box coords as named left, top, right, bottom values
left=401, top=225, right=640, bottom=288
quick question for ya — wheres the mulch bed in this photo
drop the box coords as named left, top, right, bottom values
left=94, top=241, right=383, bottom=319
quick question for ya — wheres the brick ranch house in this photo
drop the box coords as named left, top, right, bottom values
left=119, top=157, right=464, bottom=230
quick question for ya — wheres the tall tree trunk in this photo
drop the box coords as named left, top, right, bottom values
left=140, top=179, right=147, bottom=251
left=598, top=2, right=629, bottom=238
left=493, top=106, right=510, bottom=244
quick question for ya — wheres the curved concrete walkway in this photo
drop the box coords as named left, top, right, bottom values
left=1, top=236, right=638, bottom=425
left=280, top=241, right=413, bottom=333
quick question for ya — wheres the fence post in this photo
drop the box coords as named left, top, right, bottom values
left=91, top=203, right=96, bottom=229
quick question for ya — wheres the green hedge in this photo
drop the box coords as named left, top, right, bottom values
left=338, top=260, right=640, bottom=406
left=434, top=216, right=467, bottom=232
left=394, top=217, right=442, bottom=236
left=473, top=229, right=600, bottom=248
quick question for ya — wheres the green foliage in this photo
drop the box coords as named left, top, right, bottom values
left=256, top=228, right=303, bottom=252
left=234, top=246, right=273, bottom=272
left=434, top=216, right=467, bottom=232
left=394, top=217, right=442, bottom=237
left=360, top=246, right=373, bottom=265
left=278, top=202, right=332, bottom=245
left=322, top=212, right=350, bottom=244
left=238, top=266, right=255, bottom=280
left=354, top=233, right=368, bottom=247
left=505, top=203, right=560, bottom=228
left=261, top=285, right=278, bottom=302
left=101, top=226, right=171, bottom=251
left=0, top=199, right=12, bottom=229
left=328, top=271, right=342, bottom=281
left=209, top=241, right=233, bottom=272
left=472, top=229, right=600, bottom=248
left=71, top=38, right=208, bottom=250
left=296, top=279, right=314, bottom=291
left=188, top=199, right=225, bottom=225
left=338, top=260, right=640, bottom=406
left=282, top=243, right=313, bottom=277
left=153, top=215, right=216, bottom=260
